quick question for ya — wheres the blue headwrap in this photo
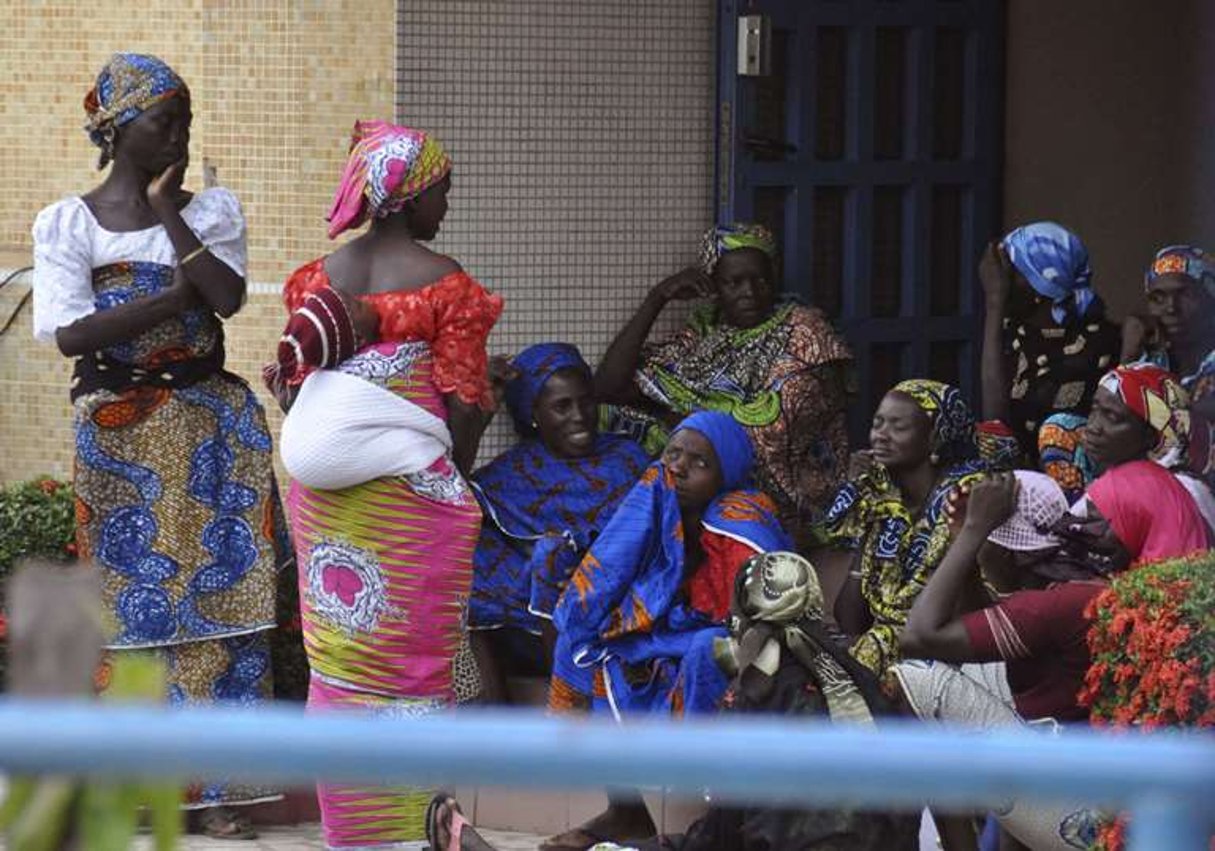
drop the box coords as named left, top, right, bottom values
left=671, top=410, right=755, bottom=491
left=1002, top=222, right=1095, bottom=324
left=503, top=343, right=592, bottom=434
left=84, top=54, right=189, bottom=168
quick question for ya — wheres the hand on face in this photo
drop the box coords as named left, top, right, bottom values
left=1146, top=273, right=1210, bottom=345
left=147, top=155, right=188, bottom=212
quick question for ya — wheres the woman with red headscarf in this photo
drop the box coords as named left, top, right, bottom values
left=1083, top=362, right=1215, bottom=535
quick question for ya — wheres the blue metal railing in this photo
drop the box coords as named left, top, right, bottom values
left=0, top=700, right=1210, bottom=849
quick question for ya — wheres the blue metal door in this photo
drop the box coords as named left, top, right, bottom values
left=717, top=0, right=1004, bottom=442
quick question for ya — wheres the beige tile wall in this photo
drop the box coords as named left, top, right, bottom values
left=0, top=0, right=396, bottom=483
left=0, top=0, right=716, bottom=483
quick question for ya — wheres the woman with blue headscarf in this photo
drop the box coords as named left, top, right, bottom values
left=977, top=223, right=1121, bottom=467
left=31, top=54, right=285, bottom=837
left=537, top=411, right=790, bottom=850
left=467, top=343, right=649, bottom=701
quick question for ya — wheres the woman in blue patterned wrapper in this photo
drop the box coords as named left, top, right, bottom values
left=30, top=54, right=285, bottom=839
left=467, top=343, right=650, bottom=702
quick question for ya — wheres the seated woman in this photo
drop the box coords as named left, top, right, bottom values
left=1121, top=246, right=1215, bottom=489
left=594, top=223, right=852, bottom=548
left=426, top=552, right=918, bottom=851
left=467, top=342, right=650, bottom=701
left=543, top=410, right=791, bottom=850
left=977, top=222, right=1120, bottom=473
left=825, top=380, right=988, bottom=680
left=896, top=465, right=1209, bottom=851
left=1086, top=363, right=1215, bottom=533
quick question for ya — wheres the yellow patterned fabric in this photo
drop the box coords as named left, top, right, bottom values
left=825, top=381, right=987, bottom=678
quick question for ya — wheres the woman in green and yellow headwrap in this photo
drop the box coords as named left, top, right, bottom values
left=595, top=224, right=853, bottom=550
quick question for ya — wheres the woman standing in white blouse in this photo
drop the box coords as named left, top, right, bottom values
left=31, top=53, right=283, bottom=839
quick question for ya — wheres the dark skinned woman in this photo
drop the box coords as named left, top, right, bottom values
left=977, top=222, right=1120, bottom=475
left=542, top=410, right=791, bottom=851
left=1121, top=246, right=1215, bottom=489
left=825, top=380, right=988, bottom=680
left=31, top=54, right=283, bottom=838
left=595, top=224, right=851, bottom=549
left=467, top=343, right=649, bottom=702
left=274, top=120, right=503, bottom=849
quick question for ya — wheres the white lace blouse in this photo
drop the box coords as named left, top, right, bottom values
left=30, top=187, right=247, bottom=344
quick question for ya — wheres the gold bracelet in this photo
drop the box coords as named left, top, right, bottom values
left=179, top=244, right=208, bottom=267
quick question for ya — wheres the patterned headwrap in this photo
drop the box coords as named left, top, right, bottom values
left=699, top=223, right=778, bottom=276
left=503, top=343, right=592, bottom=435
left=1038, top=412, right=1095, bottom=501
left=326, top=120, right=453, bottom=239
left=1145, top=245, right=1215, bottom=301
left=890, top=379, right=978, bottom=463
left=1002, top=222, right=1095, bottom=324
left=83, top=53, right=189, bottom=168
left=1097, top=363, right=1191, bottom=468
left=673, top=410, right=755, bottom=491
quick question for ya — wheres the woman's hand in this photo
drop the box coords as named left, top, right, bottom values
left=147, top=156, right=189, bottom=214
left=1120, top=313, right=1160, bottom=363
left=963, top=472, right=1018, bottom=536
left=487, top=355, right=520, bottom=412
left=649, top=267, right=710, bottom=306
left=978, top=241, right=1011, bottom=309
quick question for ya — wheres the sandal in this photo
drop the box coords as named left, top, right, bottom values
left=426, top=793, right=469, bottom=851
left=190, top=805, right=258, bottom=839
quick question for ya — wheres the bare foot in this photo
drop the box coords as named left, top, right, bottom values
left=540, top=802, right=657, bottom=851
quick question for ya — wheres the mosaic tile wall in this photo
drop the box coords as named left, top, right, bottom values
left=0, top=0, right=717, bottom=482
left=395, top=0, right=717, bottom=456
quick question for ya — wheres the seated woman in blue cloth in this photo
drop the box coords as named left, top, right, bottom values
left=467, top=343, right=650, bottom=702
left=538, top=410, right=791, bottom=851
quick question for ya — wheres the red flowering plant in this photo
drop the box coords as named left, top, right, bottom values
left=1079, top=552, right=1215, bottom=850
left=0, top=477, right=77, bottom=576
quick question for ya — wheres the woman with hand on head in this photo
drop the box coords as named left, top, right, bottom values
left=977, top=223, right=1120, bottom=472
left=595, top=224, right=852, bottom=549
left=31, top=53, right=286, bottom=838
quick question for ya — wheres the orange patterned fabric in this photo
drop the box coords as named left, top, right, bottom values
left=283, top=258, right=503, bottom=409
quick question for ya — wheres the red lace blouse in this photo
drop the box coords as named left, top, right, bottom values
left=283, top=258, right=504, bottom=410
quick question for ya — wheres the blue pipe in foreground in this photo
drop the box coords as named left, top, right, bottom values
left=0, top=700, right=1209, bottom=848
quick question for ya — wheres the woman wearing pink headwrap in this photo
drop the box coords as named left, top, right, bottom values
left=272, top=120, right=504, bottom=849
